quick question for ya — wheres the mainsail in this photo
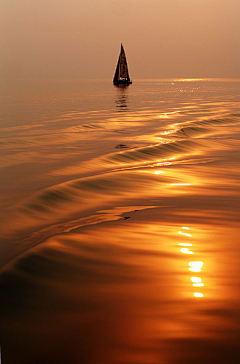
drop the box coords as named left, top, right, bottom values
left=113, top=44, right=132, bottom=85
left=119, top=45, right=129, bottom=79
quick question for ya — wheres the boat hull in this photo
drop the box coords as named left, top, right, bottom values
left=113, top=80, right=132, bottom=86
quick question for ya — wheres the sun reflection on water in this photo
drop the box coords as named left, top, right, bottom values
left=190, top=277, right=202, bottom=283
left=193, top=283, right=204, bottom=287
left=178, top=231, right=192, bottom=237
left=158, top=162, right=172, bottom=166
left=171, top=183, right=192, bottom=186
left=178, top=243, right=192, bottom=247
left=178, top=226, right=204, bottom=298
left=180, top=248, right=194, bottom=255
left=194, top=292, right=204, bottom=298
left=154, top=171, right=164, bottom=174
left=188, top=261, right=203, bottom=272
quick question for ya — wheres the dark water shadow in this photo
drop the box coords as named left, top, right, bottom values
left=114, top=85, right=129, bottom=112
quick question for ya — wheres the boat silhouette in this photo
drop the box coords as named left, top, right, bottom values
left=113, top=44, right=132, bottom=86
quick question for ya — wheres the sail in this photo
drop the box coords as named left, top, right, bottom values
left=113, top=55, right=120, bottom=84
left=113, top=44, right=132, bottom=85
left=119, top=45, right=130, bottom=80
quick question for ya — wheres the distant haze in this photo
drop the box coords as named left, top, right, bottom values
left=1, top=0, right=240, bottom=79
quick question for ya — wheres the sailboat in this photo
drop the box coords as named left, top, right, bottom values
left=113, top=44, right=132, bottom=86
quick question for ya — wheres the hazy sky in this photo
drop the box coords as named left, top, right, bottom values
left=1, top=0, right=240, bottom=79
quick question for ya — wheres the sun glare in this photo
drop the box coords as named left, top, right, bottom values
left=178, top=231, right=192, bottom=237
left=188, top=261, right=203, bottom=272
left=193, top=283, right=204, bottom=287
left=190, top=277, right=202, bottom=283
left=194, top=292, right=204, bottom=298
left=178, top=243, right=192, bottom=246
left=154, top=171, right=164, bottom=174
left=180, top=248, right=194, bottom=255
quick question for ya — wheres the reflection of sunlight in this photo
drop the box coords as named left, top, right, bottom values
left=194, top=292, right=204, bottom=298
left=178, top=231, right=192, bottom=237
left=161, top=130, right=175, bottom=135
left=178, top=243, right=192, bottom=246
left=191, top=277, right=204, bottom=288
left=158, top=162, right=172, bottom=166
left=177, top=227, right=205, bottom=298
left=170, top=183, right=192, bottom=186
left=190, top=277, right=202, bottom=283
left=159, top=114, right=169, bottom=119
left=178, top=78, right=204, bottom=82
left=188, top=261, right=203, bottom=272
left=154, top=171, right=164, bottom=174
left=164, top=111, right=181, bottom=116
left=180, top=248, right=194, bottom=254
left=193, top=283, right=204, bottom=287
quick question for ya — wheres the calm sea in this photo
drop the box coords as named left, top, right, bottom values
left=1, top=79, right=240, bottom=363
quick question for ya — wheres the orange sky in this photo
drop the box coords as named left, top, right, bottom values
left=1, top=0, right=240, bottom=79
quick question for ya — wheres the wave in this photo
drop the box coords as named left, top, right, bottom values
left=1, top=112, right=239, bottom=269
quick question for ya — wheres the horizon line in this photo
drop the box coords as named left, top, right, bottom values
left=1, top=77, right=240, bottom=82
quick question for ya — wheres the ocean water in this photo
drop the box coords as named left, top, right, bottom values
left=0, top=79, right=240, bottom=363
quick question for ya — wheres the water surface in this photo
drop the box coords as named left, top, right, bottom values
left=1, top=79, right=240, bottom=363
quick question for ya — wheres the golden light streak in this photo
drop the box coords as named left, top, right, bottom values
left=178, top=243, right=192, bottom=246
left=170, top=183, right=192, bottom=186
left=182, top=227, right=189, bottom=230
left=164, top=111, right=181, bottom=116
left=161, top=130, right=175, bottom=135
left=193, top=283, right=204, bottom=287
left=194, top=292, right=204, bottom=298
left=189, top=268, right=201, bottom=272
left=178, top=231, right=192, bottom=237
left=154, top=171, right=164, bottom=174
left=188, top=261, right=203, bottom=272
left=190, top=277, right=202, bottom=283
left=180, top=248, right=194, bottom=255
